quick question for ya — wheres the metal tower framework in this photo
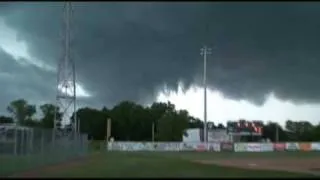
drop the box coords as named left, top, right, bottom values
left=200, top=45, right=211, bottom=143
left=53, top=2, right=77, bottom=141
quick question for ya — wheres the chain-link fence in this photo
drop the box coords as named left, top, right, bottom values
left=0, top=124, right=89, bottom=177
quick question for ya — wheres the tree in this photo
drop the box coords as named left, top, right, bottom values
left=217, top=123, right=225, bottom=129
left=149, top=102, right=175, bottom=122
left=156, top=112, right=174, bottom=141
left=2, top=98, right=314, bottom=143
left=0, top=116, right=13, bottom=124
left=173, top=110, right=190, bottom=140
left=110, top=101, right=153, bottom=141
left=297, top=121, right=314, bottom=141
left=188, top=117, right=204, bottom=129
left=7, top=99, right=36, bottom=126
left=262, top=121, right=288, bottom=142
left=75, top=107, right=107, bottom=140
left=39, top=104, right=62, bottom=129
left=156, top=109, right=189, bottom=141
left=285, top=120, right=315, bottom=141
left=23, top=119, right=41, bottom=127
left=310, top=123, right=320, bottom=141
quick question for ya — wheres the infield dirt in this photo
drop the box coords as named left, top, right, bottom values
left=194, top=157, right=320, bottom=175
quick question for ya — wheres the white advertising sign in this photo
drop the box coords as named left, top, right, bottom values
left=285, top=142, right=299, bottom=151
left=311, top=142, right=320, bottom=151
left=259, top=143, right=273, bottom=152
left=246, top=143, right=261, bottom=152
left=234, top=143, right=247, bottom=152
left=207, top=143, right=221, bottom=152
left=180, top=142, right=198, bottom=151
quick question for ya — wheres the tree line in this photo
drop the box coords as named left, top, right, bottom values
left=1, top=99, right=320, bottom=142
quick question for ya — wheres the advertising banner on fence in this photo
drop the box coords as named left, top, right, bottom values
left=109, top=142, right=178, bottom=151
left=108, top=142, right=122, bottom=151
left=234, top=143, right=247, bottom=152
left=220, top=142, right=234, bottom=152
left=311, top=143, right=320, bottom=151
left=164, top=143, right=181, bottom=151
left=154, top=143, right=166, bottom=151
left=109, top=141, right=320, bottom=152
left=144, top=142, right=155, bottom=151
left=108, top=142, right=118, bottom=150
left=180, top=142, right=221, bottom=152
left=180, top=142, right=197, bottom=151
left=196, top=143, right=207, bottom=152
left=273, top=143, right=285, bottom=151
left=298, top=143, right=312, bottom=151
left=259, top=143, right=273, bottom=152
left=207, top=143, right=221, bottom=152
left=108, top=142, right=138, bottom=151
left=246, top=143, right=261, bottom=152
left=151, top=142, right=182, bottom=151
left=285, top=142, right=299, bottom=151
left=125, top=142, right=148, bottom=151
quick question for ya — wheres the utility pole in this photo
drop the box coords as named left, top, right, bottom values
left=200, top=46, right=211, bottom=143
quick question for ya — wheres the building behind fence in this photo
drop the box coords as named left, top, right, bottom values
left=0, top=124, right=89, bottom=176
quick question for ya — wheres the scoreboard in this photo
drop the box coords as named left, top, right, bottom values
left=227, top=120, right=263, bottom=136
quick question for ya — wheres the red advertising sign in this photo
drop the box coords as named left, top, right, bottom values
left=196, top=144, right=206, bottom=152
left=273, top=143, right=285, bottom=151
left=299, top=143, right=312, bottom=151
left=220, top=142, right=234, bottom=152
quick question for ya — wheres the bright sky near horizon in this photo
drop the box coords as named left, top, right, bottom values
left=156, top=85, right=320, bottom=127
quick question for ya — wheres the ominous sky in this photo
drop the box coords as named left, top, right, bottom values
left=1, top=2, right=320, bottom=125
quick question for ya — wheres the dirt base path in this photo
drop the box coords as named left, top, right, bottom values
left=195, top=158, right=320, bottom=176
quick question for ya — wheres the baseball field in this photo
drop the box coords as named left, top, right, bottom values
left=2, top=151, right=320, bottom=177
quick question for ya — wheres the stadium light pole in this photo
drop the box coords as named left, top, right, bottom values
left=200, top=46, right=211, bottom=143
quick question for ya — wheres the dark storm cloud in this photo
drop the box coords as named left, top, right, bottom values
left=0, top=48, right=97, bottom=114
left=0, top=48, right=55, bottom=113
left=1, top=2, right=320, bottom=106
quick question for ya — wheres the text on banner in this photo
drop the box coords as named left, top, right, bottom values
left=298, top=143, right=312, bottom=151
left=285, top=142, right=299, bottom=151
left=234, top=143, right=247, bottom=152
left=246, top=143, right=261, bottom=152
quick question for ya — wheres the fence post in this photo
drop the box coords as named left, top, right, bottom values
left=21, top=128, right=25, bottom=155
left=13, top=126, right=17, bottom=156
left=41, top=129, right=44, bottom=155
left=26, top=129, right=30, bottom=155
left=30, top=128, right=34, bottom=154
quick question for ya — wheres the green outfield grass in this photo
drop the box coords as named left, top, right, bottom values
left=2, top=152, right=319, bottom=177
left=0, top=151, right=86, bottom=177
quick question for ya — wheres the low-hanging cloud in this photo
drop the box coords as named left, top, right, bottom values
left=0, top=48, right=56, bottom=113
left=0, top=2, right=320, bottom=108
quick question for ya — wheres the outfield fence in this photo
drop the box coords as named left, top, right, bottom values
left=107, top=141, right=320, bottom=152
left=0, top=125, right=89, bottom=177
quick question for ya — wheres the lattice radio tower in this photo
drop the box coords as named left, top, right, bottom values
left=53, top=2, right=77, bottom=142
